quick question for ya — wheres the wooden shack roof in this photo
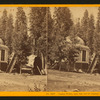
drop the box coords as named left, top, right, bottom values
left=0, top=44, right=9, bottom=50
left=75, top=44, right=90, bottom=50
left=66, top=36, right=85, bottom=45
left=66, top=36, right=90, bottom=50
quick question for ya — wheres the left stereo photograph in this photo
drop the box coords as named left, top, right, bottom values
left=0, top=7, right=47, bottom=91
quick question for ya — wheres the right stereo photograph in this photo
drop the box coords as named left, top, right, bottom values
left=47, top=7, right=100, bottom=92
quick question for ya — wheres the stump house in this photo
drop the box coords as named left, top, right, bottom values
left=0, top=38, right=9, bottom=71
left=66, top=36, right=90, bottom=72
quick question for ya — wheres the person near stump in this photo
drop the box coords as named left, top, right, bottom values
left=33, top=55, right=42, bottom=75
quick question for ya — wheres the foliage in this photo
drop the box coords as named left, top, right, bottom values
left=80, top=9, right=89, bottom=45
left=48, top=7, right=78, bottom=68
left=12, top=7, right=31, bottom=66
left=96, top=7, right=100, bottom=33
left=5, top=14, right=14, bottom=54
left=29, top=7, right=47, bottom=55
left=95, top=7, right=100, bottom=55
left=0, top=10, right=14, bottom=54
left=88, top=14, right=95, bottom=54
left=0, top=9, right=8, bottom=42
left=0, top=7, right=99, bottom=71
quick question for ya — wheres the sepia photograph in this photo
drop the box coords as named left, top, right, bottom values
left=1, top=6, right=100, bottom=93
left=0, top=7, right=47, bottom=91
left=47, top=7, right=100, bottom=92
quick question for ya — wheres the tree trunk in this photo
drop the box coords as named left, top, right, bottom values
left=41, top=52, right=45, bottom=69
left=41, top=52, right=47, bottom=75
left=58, top=60, right=61, bottom=71
left=44, top=56, right=47, bottom=75
left=19, top=64, right=22, bottom=74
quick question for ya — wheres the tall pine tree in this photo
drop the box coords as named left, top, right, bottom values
left=12, top=7, right=31, bottom=68
left=95, top=7, right=100, bottom=54
left=29, top=7, right=46, bottom=54
left=81, top=9, right=89, bottom=45
left=96, top=7, right=100, bottom=33
left=88, top=14, right=95, bottom=54
left=29, top=7, right=48, bottom=69
left=5, top=14, right=14, bottom=54
left=0, top=9, right=8, bottom=42
left=48, top=7, right=73, bottom=66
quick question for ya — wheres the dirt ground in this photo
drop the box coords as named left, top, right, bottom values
left=0, top=71, right=47, bottom=91
left=47, top=69, right=100, bottom=92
